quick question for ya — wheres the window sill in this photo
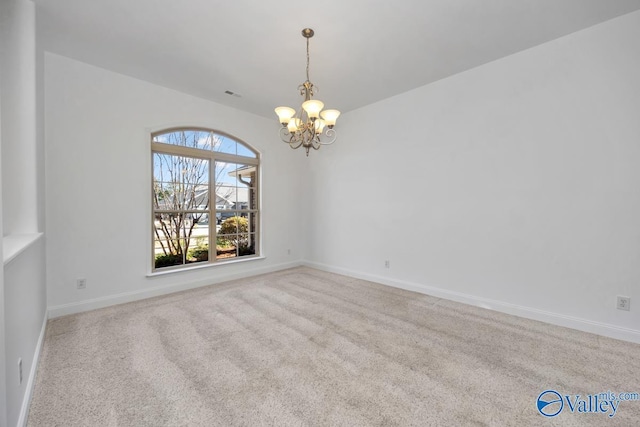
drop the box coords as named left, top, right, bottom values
left=3, top=233, right=44, bottom=265
left=146, top=255, right=266, bottom=277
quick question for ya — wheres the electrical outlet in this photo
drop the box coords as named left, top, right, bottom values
left=77, top=278, right=86, bottom=290
left=617, top=296, right=630, bottom=311
left=18, top=358, right=22, bottom=384
left=384, top=260, right=390, bottom=269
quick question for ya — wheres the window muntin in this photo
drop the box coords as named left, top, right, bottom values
left=151, top=128, right=259, bottom=271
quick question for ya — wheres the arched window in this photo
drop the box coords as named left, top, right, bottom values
left=151, top=128, right=259, bottom=271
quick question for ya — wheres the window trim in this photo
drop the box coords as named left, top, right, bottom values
left=146, top=254, right=266, bottom=277
left=150, top=128, right=260, bottom=273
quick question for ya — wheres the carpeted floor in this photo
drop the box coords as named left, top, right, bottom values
left=28, top=267, right=640, bottom=426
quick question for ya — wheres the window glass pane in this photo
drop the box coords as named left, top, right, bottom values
left=154, top=129, right=256, bottom=158
left=153, top=130, right=215, bottom=149
left=191, top=211, right=209, bottom=225
left=217, top=214, right=252, bottom=259
left=154, top=233, right=187, bottom=268
left=155, top=222, right=211, bottom=267
left=216, top=233, right=236, bottom=260
left=215, top=161, right=238, bottom=186
left=215, top=184, right=236, bottom=211
left=215, top=162, right=257, bottom=211
left=235, top=167, right=257, bottom=210
left=236, top=187, right=256, bottom=211
left=232, top=165, right=257, bottom=188
left=187, top=235, right=209, bottom=264
left=245, top=212, right=258, bottom=235
left=154, top=239, right=182, bottom=266
left=234, top=234, right=251, bottom=257
left=153, top=153, right=209, bottom=211
left=216, top=162, right=239, bottom=210
left=153, top=181, right=177, bottom=209
left=218, top=214, right=242, bottom=236
left=215, top=209, right=236, bottom=226
left=215, top=233, right=256, bottom=260
left=213, top=135, right=237, bottom=155
left=238, top=233, right=256, bottom=257
left=154, top=252, right=185, bottom=269
left=236, top=143, right=256, bottom=158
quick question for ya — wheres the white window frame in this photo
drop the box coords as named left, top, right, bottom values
left=150, top=127, right=260, bottom=272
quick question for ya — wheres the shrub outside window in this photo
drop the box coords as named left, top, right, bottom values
left=151, top=128, right=259, bottom=271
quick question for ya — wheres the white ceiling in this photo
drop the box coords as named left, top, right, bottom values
left=36, top=0, right=640, bottom=119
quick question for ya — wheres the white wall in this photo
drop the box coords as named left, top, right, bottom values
left=0, top=0, right=38, bottom=235
left=0, top=53, right=7, bottom=427
left=1, top=1, right=48, bottom=426
left=306, top=11, right=640, bottom=342
left=45, top=53, right=306, bottom=314
left=3, top=239, right=46, bottom=426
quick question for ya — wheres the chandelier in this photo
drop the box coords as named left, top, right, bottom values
left=275, top=28, right=340, bottom=156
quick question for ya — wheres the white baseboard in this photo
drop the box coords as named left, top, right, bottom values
left=46, top=258, right=640, bottom=344
left=48, top=261, right=302, bottom=319
left=17, top=312, right=47, bottom=427
left=302, top=260, right=640, bottom=345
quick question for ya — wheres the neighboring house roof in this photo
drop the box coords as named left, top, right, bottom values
left=155, top=184, right=249, bottom=210
left=228, top=165, right=256, bottom=181
left=155, top=165, right=254, bottom=210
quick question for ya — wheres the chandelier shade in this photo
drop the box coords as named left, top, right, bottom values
left=302, top=100, right=324, bottom=119
left=275, top=107, right=296, bottom=125
left=275, top=28, right=340, bottom=156
left=320, top=109, right=340, bottom=127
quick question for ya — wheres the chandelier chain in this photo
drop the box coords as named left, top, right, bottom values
left=306, top=36, right=310, bottom=83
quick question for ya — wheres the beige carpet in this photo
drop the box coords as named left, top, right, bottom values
left=28, top=267, right=640, bottom=426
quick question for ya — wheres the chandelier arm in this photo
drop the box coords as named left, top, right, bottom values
left=290, top=141, right=304, bottom=150
left=289, top=136, right=305, bottom=150
left=279, top=127, right=304, bottom=150
left=316, top=127, right=337, bottom=145
left=278, top=126, right=291, bottom=143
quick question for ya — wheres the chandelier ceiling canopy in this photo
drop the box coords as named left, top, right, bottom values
left=275, top=28, right=340, bottom=156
